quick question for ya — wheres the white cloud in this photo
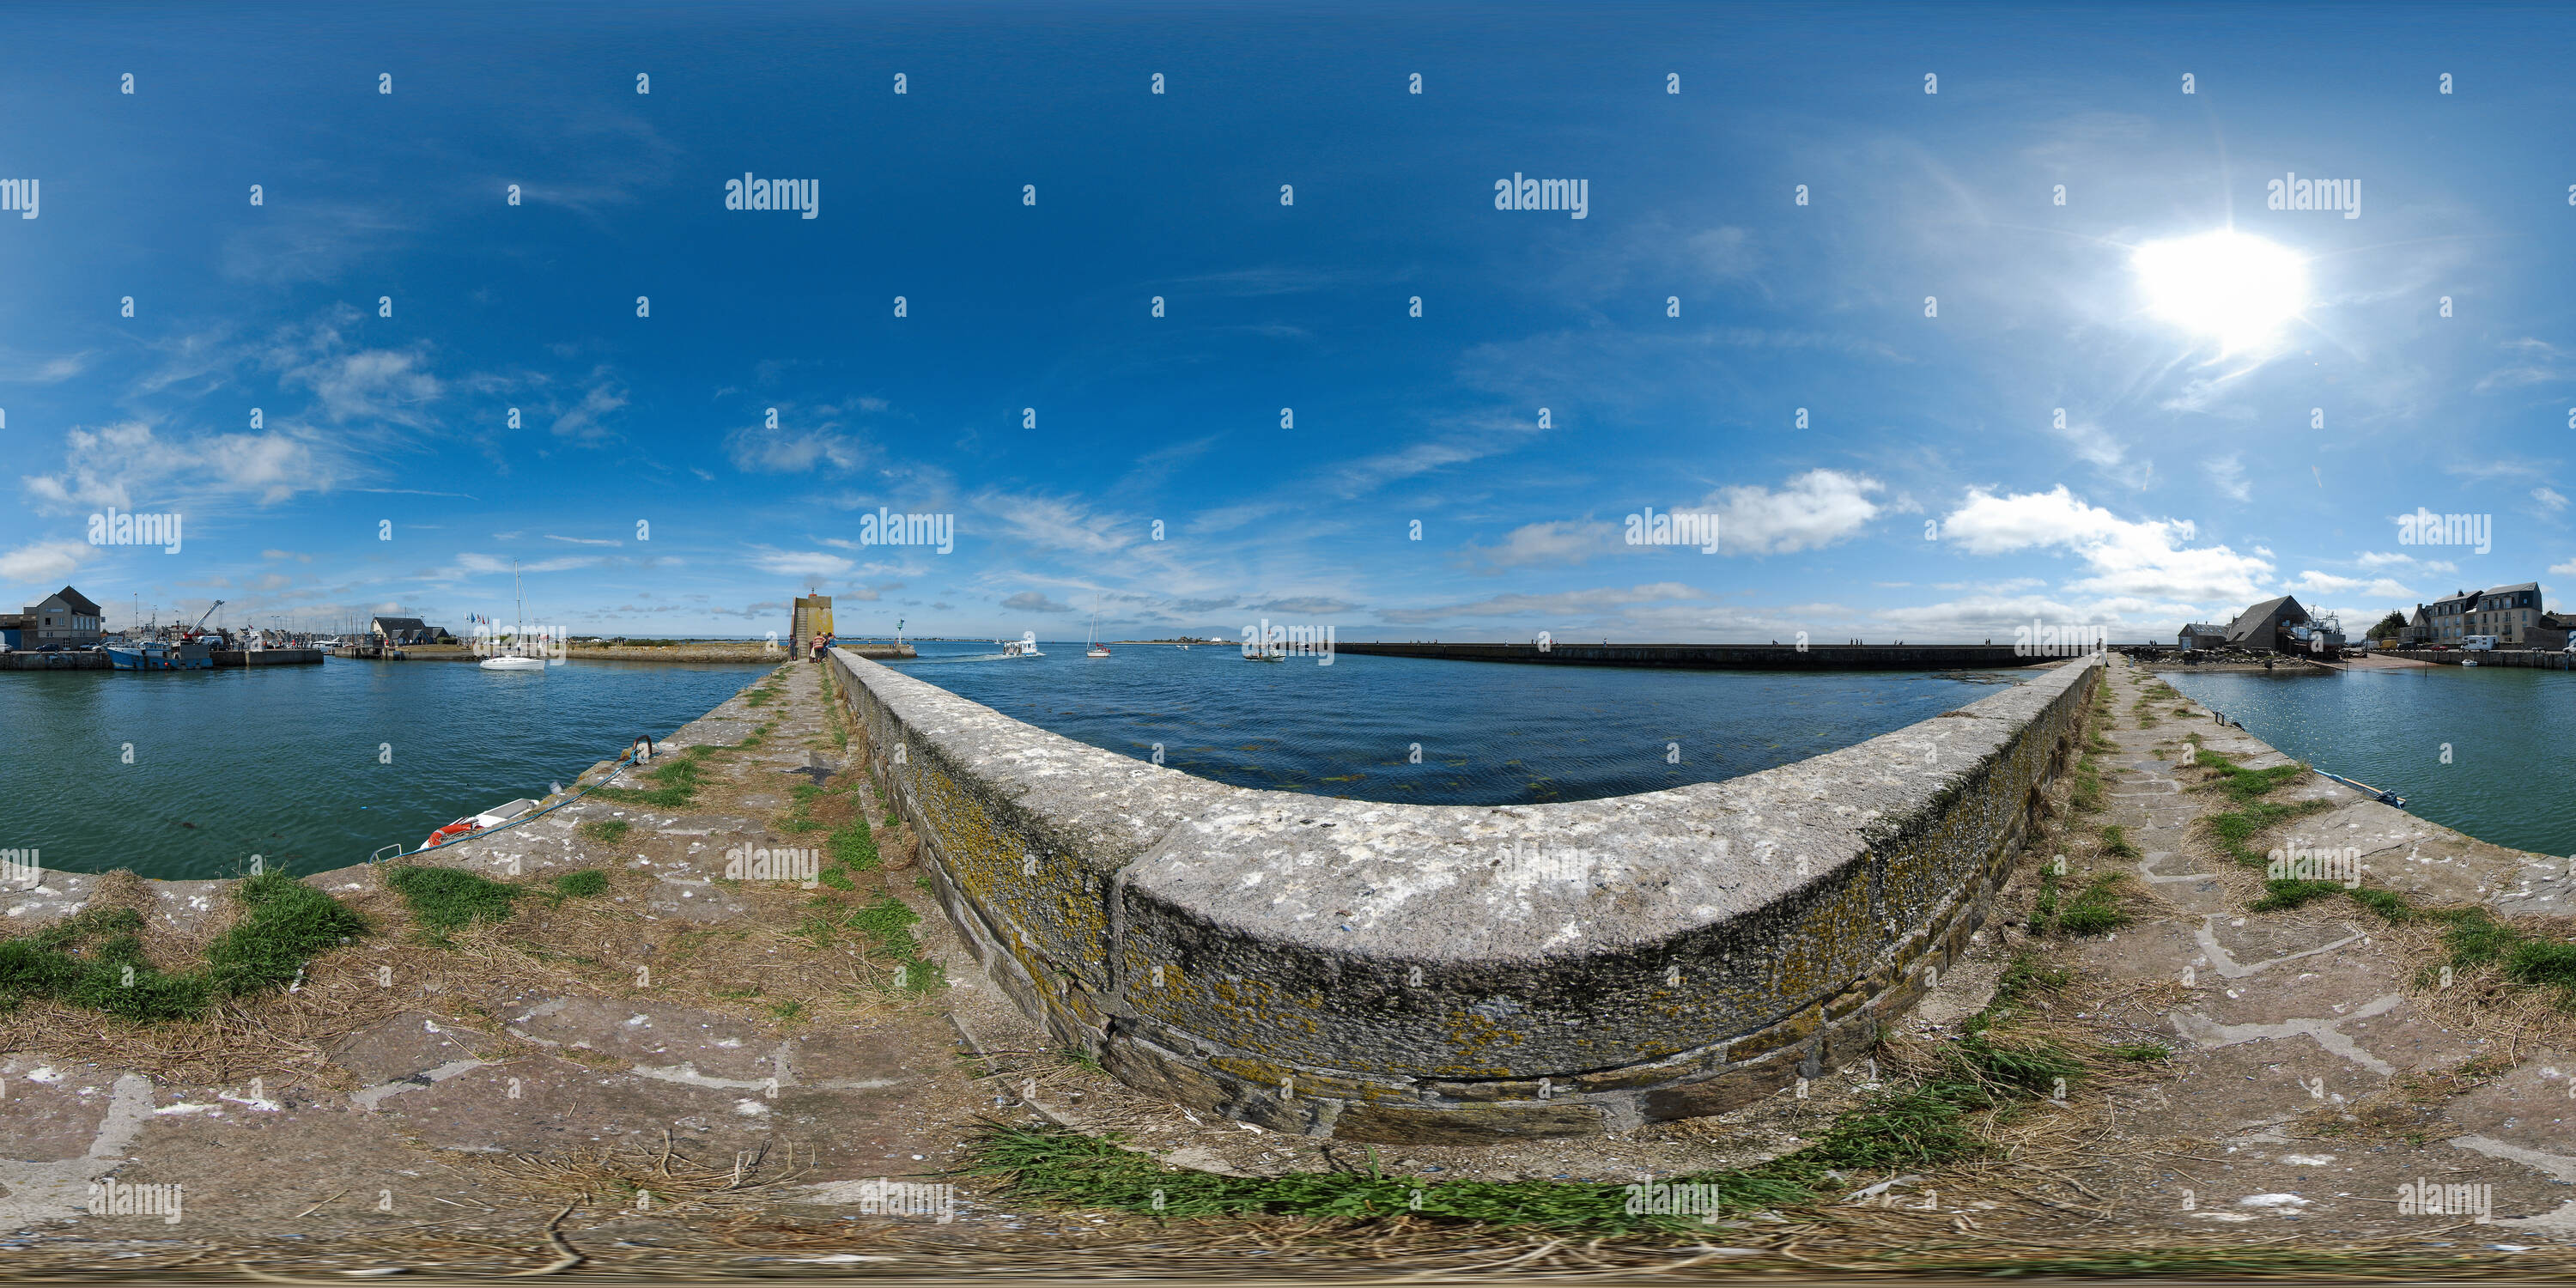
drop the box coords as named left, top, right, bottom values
left=1704, top=469, right=1882, bottom=556
left=2053, top=419, right=2152, bottom=490
left=2536, top=487, right=2569, bottom=513
left=1940, top=485, right=2272, bottom=603
left=550, top=374, right=630, bottom=444
left=973, top=490, right=1129, bottom=556
left=0, top=539, right=95, bottom=586
left=1378, top=582, right=1706, bottom=625
left=1467, top=520, right=1618, bottom=568
left=749, top=550, right=854, bottom=580
left=22, top=420, right=329, bottom=508
left=2359, top=550, right=2458, bottom=574
left=2205, top=453, right=2250, bottom=502
left=725, top=423, right=865, bottom=473
left=2286, top=570, right=2415, bottom=600
left=544, top=534, right=621, bottom=547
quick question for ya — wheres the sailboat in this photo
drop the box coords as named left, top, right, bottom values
left=480, top=561, right=548, bottom=671
left=1085, top=600, right=1110, bottom=658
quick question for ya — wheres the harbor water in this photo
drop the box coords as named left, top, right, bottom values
left=890, top=641, right=2033, bottom=806
left=2161, top=663, right=2576, bottom=856
left=0, top=658, right=773, bottom=881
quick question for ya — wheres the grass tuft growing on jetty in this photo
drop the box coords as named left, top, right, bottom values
left=589, top=745, right=714, bottom=809
left=0, top=870, right=366, bottom=1022
left=385, top=864, right=521, bottom=941
left=551, top=869, right=611, bottom=898
left=2189, top=743, right=2333, bottom=866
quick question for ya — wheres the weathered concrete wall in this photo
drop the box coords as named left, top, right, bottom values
left=829, top=647, right=2102, bottom=1142
left=1334, top=641, right=2037, bottom=670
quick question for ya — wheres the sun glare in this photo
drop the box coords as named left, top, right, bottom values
left=2131, top=229, right=2309, bottom=352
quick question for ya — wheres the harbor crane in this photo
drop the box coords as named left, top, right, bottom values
left=182, top=599, right=226, bottom=641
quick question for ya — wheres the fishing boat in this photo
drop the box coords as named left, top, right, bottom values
left=1084, top=601, right=1110, bottom=658
left=481, top=561, right=550, bottom=671
left=106, top=640, right=211, bottom=671
left=422, top=798, right=541, bottom=850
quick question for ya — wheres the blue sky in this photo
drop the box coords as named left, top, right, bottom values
left=4, top=1, right=2573, bottom=642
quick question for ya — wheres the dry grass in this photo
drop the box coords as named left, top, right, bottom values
left=436, top=1127, right=818, bottom=1217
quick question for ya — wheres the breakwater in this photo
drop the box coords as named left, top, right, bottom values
left=832, top=645, right=2103, bottom=1142
left=1332, top=641, right=2038, bottom=670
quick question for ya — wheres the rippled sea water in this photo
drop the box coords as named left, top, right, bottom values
left=889, top=641, right=2031, bottom=806
left=2161, top=663, right=2576, bottom=855
left=1, top=658, right=773, bottom=880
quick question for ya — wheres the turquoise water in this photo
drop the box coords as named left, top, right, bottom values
left=2160, top=665, right=2576, bottom=855
left=890, top=641, right=2030, bottom=806
left=0, top=659, right=774, bottom=881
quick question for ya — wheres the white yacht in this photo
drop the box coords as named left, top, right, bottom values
left=481, top=562, right=549, bottom=671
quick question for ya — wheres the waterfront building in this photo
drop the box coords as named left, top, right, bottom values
left=2222, top=595, right=2311, bottom=651
left=21, top=586, right=102, bottom=648
left=2399, top=604, right=2433, bottom=646
left=0, top=613, right=24, bottom=651
left=2422, top=590, right=2480, bottom=644
left=369, top=616, right=442, bottom=646
left=2177, top=623, right=2227, bottom=649
left=2471, top=582, right=2543, bottom=645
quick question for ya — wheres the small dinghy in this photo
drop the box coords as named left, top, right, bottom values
left=422, top=798, right=539, bottom=849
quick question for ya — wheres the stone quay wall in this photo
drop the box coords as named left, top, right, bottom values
left=827, top=647, right=2103, bottom=1143
left=2383, top=648, right=2576, bottom=670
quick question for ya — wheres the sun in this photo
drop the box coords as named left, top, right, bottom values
left=2131, top=229, right=2310, bottom=352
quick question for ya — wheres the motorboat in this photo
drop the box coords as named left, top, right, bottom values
left=1003, top=630, right=1044, bottom=657
left=422, top=798, right=540, bottom=849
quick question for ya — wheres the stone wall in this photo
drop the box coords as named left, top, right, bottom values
left=2383, top=648, right=2576, bottom=670
left=828, top=647, right=2101, bottom=1142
